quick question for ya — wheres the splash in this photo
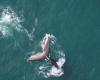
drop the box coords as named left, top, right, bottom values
left=1, top=14, right=12, bottom=22
left=0, top=7, right=24, bottom=38
left=0, top=7, right=35, bottom=40
left=47, top=57, right=65, bottom=77
left=38, top=33, right=66, bottom=78
left=1, top=7, right=23, bottom=30
left=0, top=25, right=12, bottom=38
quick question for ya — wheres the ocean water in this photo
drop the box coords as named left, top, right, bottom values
left=0, top=0, right=100, bottom=80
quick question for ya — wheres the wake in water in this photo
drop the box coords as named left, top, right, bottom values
left=29, top=33, right=66, bottom=78
left=0, top=7, right=35, bottom=40
left=0, top=7, right=23, bottom=38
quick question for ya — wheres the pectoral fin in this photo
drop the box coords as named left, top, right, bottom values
left=27, top=52, right=43, bottom=61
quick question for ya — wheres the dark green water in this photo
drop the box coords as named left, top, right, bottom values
left=0, top=0, right=100, bottom=80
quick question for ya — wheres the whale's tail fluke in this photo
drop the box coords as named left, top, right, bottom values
left=49, top=57, right=59, bottom=69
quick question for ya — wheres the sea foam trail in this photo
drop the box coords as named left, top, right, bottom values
left=0, top=7, right=23, bottom=38
left=38, top=33, right=66, bottom=78
left=0, top=7, right=35, bottom=40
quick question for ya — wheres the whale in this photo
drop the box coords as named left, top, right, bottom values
left=27, top=34, right=59, bottom=68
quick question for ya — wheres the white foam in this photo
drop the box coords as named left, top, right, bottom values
left=0, top=25, right=13, bottom=37
left=1, top=7, right=35, bottom=40
left=23, top=28, right=35, bottom=40
left=0, top=7, right=24, bottom=38
left=1, top=14, right=12, bottom=22
left=39, top=66, right=44, bottom=70
left=57, top=57, right=66, bottom=68
left=1, top=7, right=23, bottom=24
left=0, top=7, right=35, bottom=40
left=47, top=57, right=65, bottom=77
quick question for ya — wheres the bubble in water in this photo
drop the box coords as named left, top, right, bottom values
left=46, top=56, right=65, bottom=77
left=2, top=14, right=12, bottom=22
left=0, top=7, right=24, bottom=38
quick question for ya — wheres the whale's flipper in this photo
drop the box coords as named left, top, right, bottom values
left=27, top=34, right=50, bottom=61
left=27, top=52, right=45, bottom=61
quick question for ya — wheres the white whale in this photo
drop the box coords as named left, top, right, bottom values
left=27, top=34, right=50, bottom=61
